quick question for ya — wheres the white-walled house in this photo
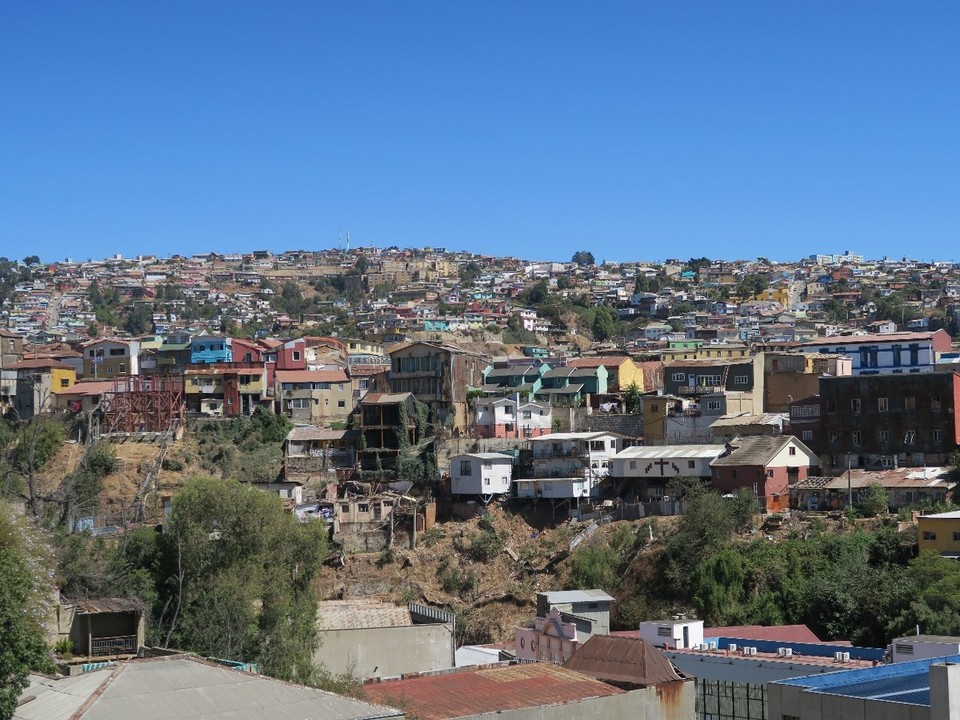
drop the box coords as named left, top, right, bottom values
left=530, top=432, right=626, bottom=482
left=514, top=432, right=629, bottom=501
left=450, top=453, right=514, bottom=497
left=610, top=444, right=727, bottom=500
left=639, top=618, right=705, bottom=651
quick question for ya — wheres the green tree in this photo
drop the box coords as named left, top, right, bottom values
left=858, top=483, right=889, bottom=517
left=623, top=382, right=642, bottom=414
left=736, top=273, right=769, bottom=298
left=572, top=250, right=595, bottom=266
left=0, top=503, right=55, bottom=719
left=159, top=476, right=327, bottom=681
left=123, top=303, right=154, bottom=336
left=591, top=305, right=617, bottom=342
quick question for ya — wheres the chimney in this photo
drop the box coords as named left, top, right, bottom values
left=930, top=662, right=960, bottom=720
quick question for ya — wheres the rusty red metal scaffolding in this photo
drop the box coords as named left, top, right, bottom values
left=100, top=375, right=184, bottom=435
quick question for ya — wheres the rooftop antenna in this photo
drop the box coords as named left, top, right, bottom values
left=346, top=231, right=351, bottom=253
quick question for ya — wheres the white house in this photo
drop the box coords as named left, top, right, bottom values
left=639, top=618, right=705, bottom=651
left=529, top=432, right=626, bottom=482
left=802, top=330, right=951, bottom=376
left=610, top=444, right=727, bottom=500
left=449, top=453, right=514, bottom=498
left=514, top=477, right=594, bottom=500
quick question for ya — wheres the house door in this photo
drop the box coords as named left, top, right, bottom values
left=682, top=625, right=689, bottom=649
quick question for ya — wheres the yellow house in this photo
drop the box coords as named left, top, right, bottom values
left=918, top=511, right=960, bottom=556
left=568, top=356, right=643, bottom=393
left=11, top=358, right=76, bottom=418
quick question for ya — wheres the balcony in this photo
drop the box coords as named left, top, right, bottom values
left=678, top=385, right=725, bottom=396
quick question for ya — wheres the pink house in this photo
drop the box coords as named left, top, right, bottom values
left=515, top=607, right=579, bottom=664
left=474, top=398, right=552, bottom=439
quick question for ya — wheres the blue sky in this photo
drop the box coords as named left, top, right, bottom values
left=2, top=2, right=959, bottom=264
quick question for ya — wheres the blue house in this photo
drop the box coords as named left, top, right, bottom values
left=424, top=318, right=451, bottom=332
left=190, top=336, right=233, bottom=364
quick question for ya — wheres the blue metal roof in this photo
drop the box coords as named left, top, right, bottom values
left=707, top=637, right=886, bottom=663
left=778, top=654, right=960, bottom=707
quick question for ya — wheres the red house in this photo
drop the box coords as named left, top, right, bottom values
left=710, top=435, right=820, bottom=512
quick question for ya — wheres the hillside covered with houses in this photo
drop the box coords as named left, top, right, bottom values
left=6, top=247, right=960, bottom=720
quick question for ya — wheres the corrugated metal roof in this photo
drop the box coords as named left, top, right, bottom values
left=539, top=589, right=615, bottom=604
left=317, top=600, right=412, bottom=631
left=70, top=597, right=144, bottom=615
left=710, top=436, right=797, bottom=466
left=706, top=624, right=823, bottom=644
left=563, top=635, right=683, bottom=687
left=276, top=369, right=349, bottom=383
left=286, top=426, right=348, bottom=442
left=362, top=663, right=623, bottom=720
left=16, top=656, right=403, bottom=720
left=615, top=445, right=727, bottom=460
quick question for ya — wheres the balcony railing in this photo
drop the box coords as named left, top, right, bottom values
left=678, top=385, right=724, bottom=395
left=90, top=634, right=138, bottom=657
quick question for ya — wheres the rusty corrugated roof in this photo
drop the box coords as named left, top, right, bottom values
left=362, top=663, right=623, bottom=719
left=563, top=635, right=682, bottom=687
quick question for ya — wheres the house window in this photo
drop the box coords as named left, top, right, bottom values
left=932, top=396, right=942, bottom=411
left=60, top=378, right=70, bottom=388
left=688, top=460, right=696, bottom=469
left=852, top=431, right=861, bottom=445
left=904, top=396, right=915, bottom=411
left=733, top=375, right=748, bottom=385
left=292, top=351, right=301, bottom=361
left=590, top=441, right=605, bottom=451
left=243, top=353, right=252, bottom=362
left=788, top=446, right=796, bottom=456
left=629, top=461, right=637, bottom=470
left=881, top=457, right=893, bottom=467
left=671, top=373, right=686, bottom=382
left=523, top=410, right=532, bottom=419
left=828, top=431, right=838, bottom=443
left=109, top=348, right=125, bottom=356
left=851, top=399, right=861, bottom=413
left=358, top=503, right=368, bottom=513
left=460, top=460, right=473, bottom=476
left=107, top=367, right=114, bottom=375
left=707, top=400, right=722, bottom=411
left=827, top=400, right=837, bottom=413
left=953, top=532, right=960, bottom=542
left=484, top=478, right=490, bottom=486
left=934, top=429, right=943, bottom=442
left=802, top=430, right=813, bottom=441
left=878, top=397, right=889, bottom=412
left=905, top=430, right=916, bottom=445
left=766, top=469, right=774, bottom=478
left=880, top=430, right=889, bottom=443
left=650, top=404, right=659, bottom=413
left=338, top=400, right=346, bottom=408
left=924, top=531, right=937, bottom=541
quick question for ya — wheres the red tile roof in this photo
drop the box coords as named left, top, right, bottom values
left=275, top=369, right=349, bottom=384
left=8, top=358, right=74, bottom=371
left=612, top=624, right=825, bottom=644
left=362, top=663, right=623, bottom=720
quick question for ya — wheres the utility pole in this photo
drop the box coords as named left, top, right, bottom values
left=847, top=457, right=853, bottom=509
